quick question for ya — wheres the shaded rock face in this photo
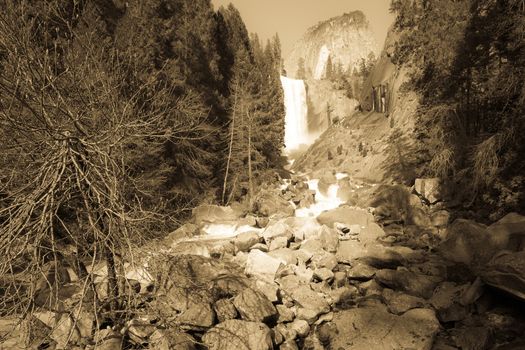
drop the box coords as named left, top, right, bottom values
left=438, top=219, right=509, bottom=267
left=482, top=251, right=525, bottom=301
left=203, top=320, right=273, bottom=350
left=284, top=11, right=378, bottom=80
left=324, top=306, right=440, bottom=350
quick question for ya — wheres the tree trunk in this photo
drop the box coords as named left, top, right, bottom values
left=247, top=111, right=254, bottom=209
left=222, top=89, right=237, bottom=204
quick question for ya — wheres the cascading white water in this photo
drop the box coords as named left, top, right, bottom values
left=280, top=76, right=310, bottom=153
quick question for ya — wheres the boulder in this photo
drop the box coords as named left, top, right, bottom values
left=487, top=212, right=525, bottom=251
left=310, top=252, right=338, bottom=271
left=214, top=299, right=238, bottom=322
left=275, top=323, right=297, bottom=341
left=346, top=262, right=376, bottom=280
left=234, top=231, right=261, bottom=252
left=335, top=240, right=369, bottom=264
left=262, top=220, right=293, bottom=245
left=303, top=333, right=325, bottom=350
left=414, top=178, right=444, bottom=204
left=300, top=239, right=325, bottom=256
left=328, top=286, right=358, bottom=306
left=375, top=268, right=442, bottom=299
left=288, top=319, right=310, bottom=338
left=211, top=273, right=251, bottom=297
left=233, top=288, right=277, bottom=323
left=363, top=245, right=424, bottom=268
left=202, top=320, right=273, bottom=350
left=359, top=279, right=384, bottom=297
left=148, top=329, right=196, bottom=350
left=253, top=280, right=280, bottom=303
left=408, top=207, right=432, bottom=227
left=451, top=326, right=491, bottom=350
left=438, top=219, right=509, bottom=266
left=326, top=306, right=440, bottom=350
left=313, top=268, right=335, bottom=282
left=192, top=204, right=241, bottom=225
left=292, top=264, right=314, bottom=283
left=269, top=236, right=289, bottom=251
left=277, top=275, right=308, bottom=295
left=269, top=248, right=298, bottom=265
left=177, top=302, right=215, bottom=330
left=289, top=285, right=330, bottom=319
left=317, top=207, right=373, bottom=229
left=153, top=255, right=244, bottom=320
left=250, top=243, right=269, bottom=253
left=316, top=226, right=340, bottom=253
left=276, top=305, right=295, bottom=323
left=245, top=250, right=283, bottom=283
left=382, top=289, right=426, bottom=315
left=459, top=277, right=485, bottom=306
left=430, top=282, right=469, bottom=322
left=481, top=250, right=525, bottom=301
left=280, top=340, right=299, bottom=350
left=296, top=307, right=323, bottom=324
left=254, top=190, right=295, bottom=218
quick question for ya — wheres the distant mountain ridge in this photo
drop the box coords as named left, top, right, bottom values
left=284, top=11, right=379, bottom=80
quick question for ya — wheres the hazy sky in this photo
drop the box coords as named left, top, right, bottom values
left=211, top=0, right=395, bottom=56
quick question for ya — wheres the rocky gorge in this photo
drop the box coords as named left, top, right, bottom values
left=4, top=169, right=524, bottom=349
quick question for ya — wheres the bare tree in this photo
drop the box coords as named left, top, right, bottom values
left=0, top=1, right=210, bottom=342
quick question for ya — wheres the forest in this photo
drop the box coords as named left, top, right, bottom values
left=390, top=0, right=525, bottom=220
left=0, top=0, right=284, bottom=329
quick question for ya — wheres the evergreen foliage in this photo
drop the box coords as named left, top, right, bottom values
left=390, top=0, right=525, bottom=217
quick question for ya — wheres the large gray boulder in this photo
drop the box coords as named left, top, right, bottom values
left=245, top=249, right=283, bottom=282
left=262, top=220, right=294, bottom=245
left=233, top=288, right=277, bottom=323
left=254, top=190, right=295, bottom=218
left=177, top=302, right=215, bottom=331
left=438, top=219, right=509, bottom=266
left=234, top=231, right=262, bottom=252
left=317, top=207, right=374, bottom=228
left=202, top=320, right=273, bottom=350
left=324, top=306, right=440, bottom=350
left=481, top=250, right=525, bottom=301
left=375, top=268, right=443, bottom=299
left=289, top=285, right=330, bottom=319
left=487, top=212, right=525, bottom=251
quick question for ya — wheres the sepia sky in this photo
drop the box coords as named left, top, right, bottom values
left=211, top=0, right=395, bottom=56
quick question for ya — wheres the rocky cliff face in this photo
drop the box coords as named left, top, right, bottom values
left=293, top=24, right=420, bottom=184
left=284, top=11, right=379, bottom=80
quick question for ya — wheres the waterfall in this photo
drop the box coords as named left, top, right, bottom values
left=280, top=76, right=310, bottom=153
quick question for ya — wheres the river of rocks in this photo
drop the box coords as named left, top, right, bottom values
left=2, top=172, right=525, bottom=349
